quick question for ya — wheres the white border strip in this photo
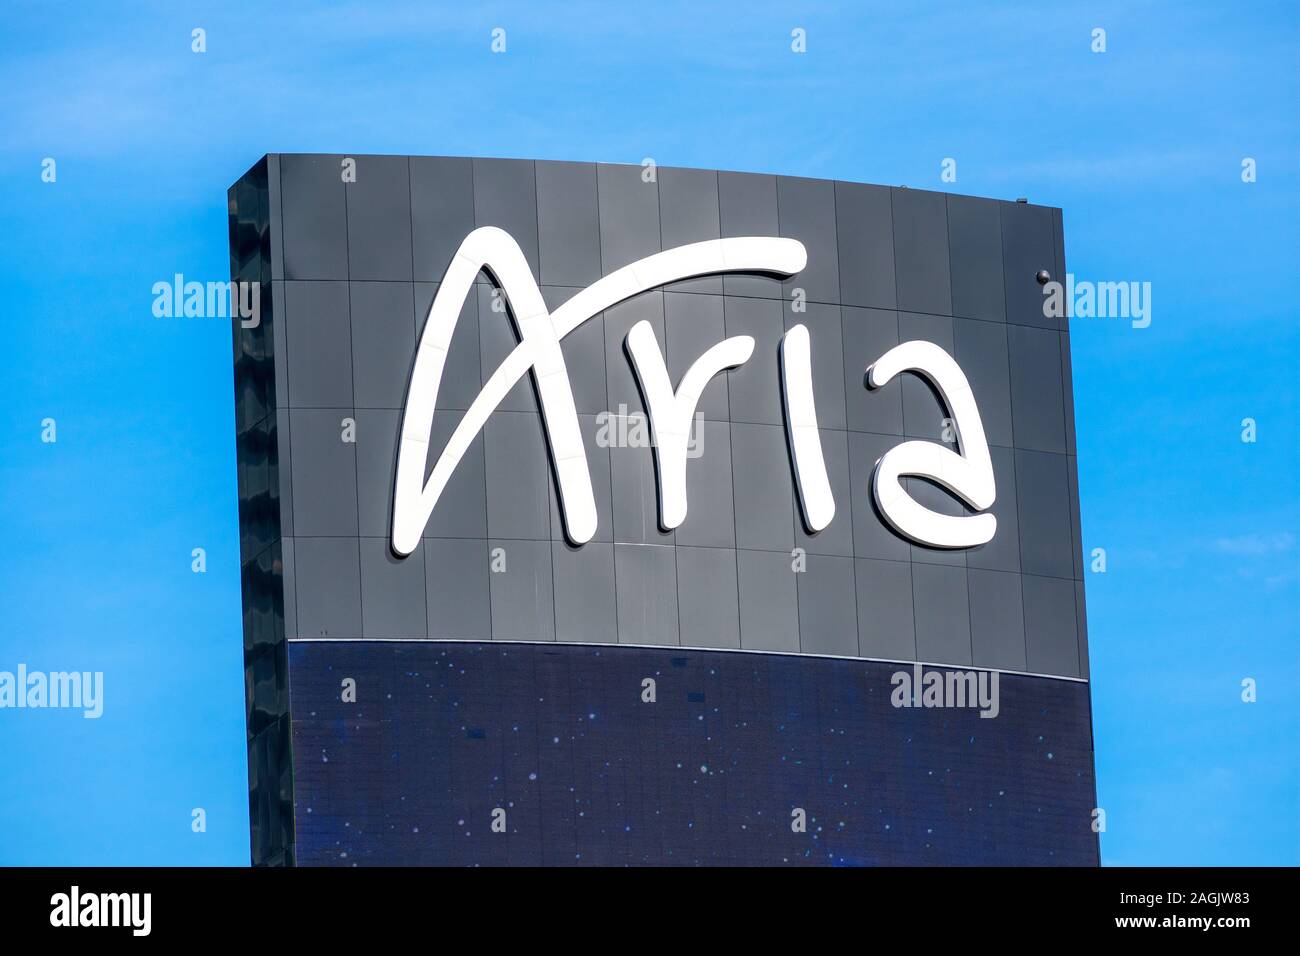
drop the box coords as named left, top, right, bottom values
left=285, top=636, right=1089, bottom=684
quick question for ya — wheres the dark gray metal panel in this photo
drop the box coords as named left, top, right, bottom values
left=473, top=158, right=539, bottom=277
left=840, top=307, right=902, bottom=436
left=912, top=563, right=972, bottom=666
left=345, top=155, right=412, bottom=282
left=796, top=554, right=858, bottom=656
left=718, top=171, right=781, bottom=299
left=536, top=161, right=602, bottom=288
left=855, top=557, right=916, bottom=661
left=288, top=408, right=358, bottom=537
left=835, top=181, right=896, bottom=310
left=284, top=281, right=353, bottom=408
left=1022, top=573, right=1079, bottom=678
left=293, top=536, right=362, bottom=639
left=1075, top=578, right=1091, bottom=679
left=947, top=194, right=1005, bottom=322
left=675, top=546, right=741, bottom=649
left=353, top=408, right=399, bottom=538
left=1052, top=207, right=1069, bottom=331
left=279, top=154, right=348, bottom=280
left=552, top=541, right=617, bottom=644
left=891, top=188, right=952, bottom=317
left=968, top=567, right=1027, bottom=672
left=424, top=537, right=491, bottom=639
left=614, top=543, right=679, bottom=646
left=722, top=296, right=784, bottom=425
left=658, top=166, right=722, bottom=294
left=350, top=281, right=416, bottom=409
left=1008, top=323, right=1067, bottom=454
left=597, top=162, right=660, bottom=273
left=1067, top=454, right=1084, bottom=580
left=1000, top=200, right=1056, bottom=330
left=777, top=175, right=840, bottom=305
left=484, top=411, right=552, bottom=541
left=730, top=422, right=794, bottom=553
left=1060, top=330, right=1078, bottom=454
left=1014, top=449, right=1075, bottom=580
left=410, top=156, right=475, bottom=282
left=736, top=549, right=799, bottom=652
left=488, top=538, right=555, bottom=641
left=266, top=154, right=285, bottom=282
left=359, top=536, right=427, bottom=638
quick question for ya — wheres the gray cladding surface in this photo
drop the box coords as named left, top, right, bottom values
left=233, top=154, right=1089, bottom=681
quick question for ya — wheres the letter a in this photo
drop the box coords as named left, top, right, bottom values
left=866, top=341, right=996, bottom=548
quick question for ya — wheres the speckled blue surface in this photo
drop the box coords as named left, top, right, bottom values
left=288, top=641, right=1098, bottom=866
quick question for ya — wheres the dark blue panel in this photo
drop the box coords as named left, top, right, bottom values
left=288, top=640, right=1098, bottom=866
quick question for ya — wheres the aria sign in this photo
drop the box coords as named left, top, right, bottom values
left=390, top=227, right=996, bottom=556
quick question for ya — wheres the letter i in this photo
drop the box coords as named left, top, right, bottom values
left=780, top=326, right=834, bottom=531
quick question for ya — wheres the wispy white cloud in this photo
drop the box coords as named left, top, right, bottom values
left=1213, top=531, right=1296, bottom=558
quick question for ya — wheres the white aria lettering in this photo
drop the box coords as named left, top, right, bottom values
left=391, top=228, right=995, bottom=554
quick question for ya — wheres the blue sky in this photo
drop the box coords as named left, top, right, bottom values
left=0, top=1, right=1296, bottom=865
